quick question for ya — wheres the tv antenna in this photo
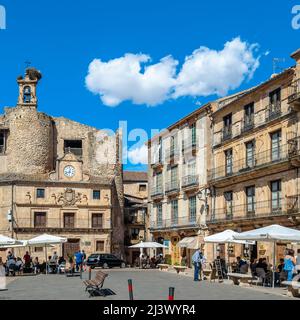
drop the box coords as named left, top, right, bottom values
left=273, top=58, right=285, bottom=74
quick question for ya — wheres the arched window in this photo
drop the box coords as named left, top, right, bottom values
left=23, top=86, right=31, bottom=103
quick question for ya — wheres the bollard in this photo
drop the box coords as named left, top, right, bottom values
left=168, top=287, right=175, bottom=301
left=128, top=279, right=134, bottom=300
left=89, top=267, right=92, bottom=280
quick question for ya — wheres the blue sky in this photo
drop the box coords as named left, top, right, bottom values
left=0, top=0, right=299, bottom=171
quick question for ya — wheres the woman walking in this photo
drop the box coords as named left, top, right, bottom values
left=284, top=249, right=296, bottom=281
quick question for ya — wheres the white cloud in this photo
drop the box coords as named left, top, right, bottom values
left=85, top=54, right=178, bottom=107
left=85, top=37, right=260, bottom=106
left=174, top=38, right=260, bottom=98
left=128, top=144, right=148, bottom=165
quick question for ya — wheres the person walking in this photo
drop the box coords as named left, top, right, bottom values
left=192, top=248, right=203, bottom=281
left=284, top=249, right=296, bottom=281
left=75, top=250, right=83, bottom=272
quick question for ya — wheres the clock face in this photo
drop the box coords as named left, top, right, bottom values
left=64, top=165, right=75, bottom=178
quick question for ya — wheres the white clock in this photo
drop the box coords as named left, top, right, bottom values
left=64, top=165, right=75, bottom=177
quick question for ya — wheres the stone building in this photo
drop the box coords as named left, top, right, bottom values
left=0, top=68, right=125, bottom=260
left=207, top=48, right=300, bottom=263
left=147, top=106, right=211, bottom=266
left=123, top=171, right=148, bottom=265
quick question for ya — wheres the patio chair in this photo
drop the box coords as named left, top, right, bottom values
left=83, top=270, right=108, bottom=297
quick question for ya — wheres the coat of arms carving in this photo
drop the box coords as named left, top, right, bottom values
left=57, top=188, right=82, bottom=206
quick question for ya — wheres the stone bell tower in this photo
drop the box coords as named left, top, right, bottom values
left=4, top=67, right=54, bottom=175
left=17, top=68, right=42, bottom=108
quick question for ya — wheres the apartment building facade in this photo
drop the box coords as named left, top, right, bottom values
left=0, top=68, right=125, bottom=260
left=148, top=106, right=211, bottom=265
left=207, top=48, right=300, bottom=262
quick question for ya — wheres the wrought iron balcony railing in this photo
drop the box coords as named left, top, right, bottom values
left=209, top=144, right=289, bottom=181
left=288, top=79, right=300, bottom=104
left=165, top=180, right=180, bottom=194
left=182, top=175, right=199, bottom=188
left=241, top=117, right=254, bottom=133
left=209, top=197, right=300, bottom=223
left=222, top=127, right=232, bottom=142
left=265, top=103, right=282, bottom=122
left=150, top=215, right=199, bottom=230
left=150, top=186, right=164, bottom=198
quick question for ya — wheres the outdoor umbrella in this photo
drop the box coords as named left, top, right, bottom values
left=0, top=235, right=24, bottom=248
left=27, top=234, right=67, bottom=274
left=129, top=241, right=167, bottom=268
left=204, top=230, right=255, bottom=244
left=204, top=230, right=255, bottom=270
left=233, top=224, right=300, bottom=288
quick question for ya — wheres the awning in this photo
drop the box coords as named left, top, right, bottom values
left=177, top=237, right=196, bottom=248
left=187, top=236, right=205, bottom=250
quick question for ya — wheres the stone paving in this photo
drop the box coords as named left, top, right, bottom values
left=0, top=269, right=296, bottom=300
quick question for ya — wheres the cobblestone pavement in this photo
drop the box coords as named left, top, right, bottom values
left=0, top=269, right=295, bottom=300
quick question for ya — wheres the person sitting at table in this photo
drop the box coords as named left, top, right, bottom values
left=256, top=258, right=268, bottom=273
left=6, top=255, right=17, bottom=276
left=58, top=256, right=66, bottom=274
left=15, top=257, right=23, bottom=273
left=236, top=257, right=247, bottom=273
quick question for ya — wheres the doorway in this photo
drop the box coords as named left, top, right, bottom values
left=63, top=239, right=80, bottom=259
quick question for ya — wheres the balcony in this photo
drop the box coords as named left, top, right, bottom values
left=241, top=118, right=254, bottom=133
left=265, top=103, right=282, bottom=122
left=208, top=144, right=290, bottom=186
left=209, top=197, right=300, bottom=224
left=182, top=175, right=199, bottom=190
left=165, top=180, right=180, bottom=195
left=222, top=127, right=232, bottom=142
left=150, top=216, right=199, bottom=231
left=288, top=79, right=300, bottom=110
left=151, top=186, right=164, bottom=199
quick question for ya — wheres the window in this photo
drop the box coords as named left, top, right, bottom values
left=223, top=114, right=232, bottom=140
left=92, top=213, right=103, bottom=228
left=170, top=135, right=176, bottom=156
left=244, top=103, right=254, bottom=129
left=246, top=186, right=255, bottom=214
left=224, top=192, right=233, bottom=218
left=246, top=141, right=255, bottom=168
left=64, top=213, right=75, bottom=228
left=189, top=196, right=197, bottom=223
left=130, top=228, right=140, bottom=240
left=36, top=188, right=45, bottom=199
left=34, top=247, right=43, bottom=253
left=156, top=172, right=163, bottom=192
left=171, top=200, right=178, bottom=225
left=269, top=88, right=281, bottom=111
left=34, top=212, right=46, bottom=228
left=0, top=130, right=6, bottom=154
left=271, top=131, right=281, bottom=161
left=191, top=123, right=197, bottom=146
left=157, top=204, right=163, bottom=226
left=225, top=149, right=233, bottom=175
left=93, top=190, right=101, bottom=200
left=23, top=86, right=31, bottom=103
left=271, top=180, right=282, bottom=212
left=64, top=140, right=83, bottom=157
left=139, top=184, right=147, bottom=192
left=158, top=137, right=162, bottom=162
left=96, top=241, right=105, bottom=252
left=170, top=166, right=178, bottom=187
